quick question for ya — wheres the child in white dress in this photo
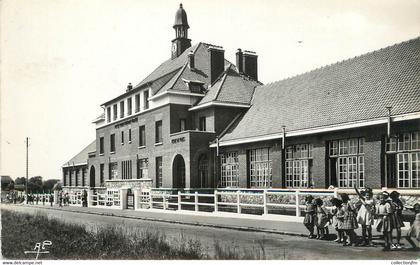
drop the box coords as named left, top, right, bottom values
left=356, top=188, right=375, bottom=246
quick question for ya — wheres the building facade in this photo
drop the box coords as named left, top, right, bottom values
left=62, top=4, right=420, bottom=196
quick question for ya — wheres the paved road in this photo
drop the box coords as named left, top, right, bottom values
left=2, top=204, right=419, bottom=260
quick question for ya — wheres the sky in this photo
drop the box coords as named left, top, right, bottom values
left=1, top=0, right=419, bottom=181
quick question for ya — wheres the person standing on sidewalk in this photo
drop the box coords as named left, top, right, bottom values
left=375, top=192, right=393, bottom=251
left=49, top=193, right=54, bottom=207
left=314, top=198, right=329, bottom=240
left=303, top=195, right=316, bottom=239
left=339, top=194, right=358, bottom=246
left=405, top=213, right=420, bottom=250
left=356, top=188, right=375, bottom=246
left=59, top=191, right=63, bottom=207
left=389, top=191, right=405, bottom=250
left=331, top=198, right=345, bottom=243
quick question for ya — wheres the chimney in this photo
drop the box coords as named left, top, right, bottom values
left=243, top=50, right=258, bottom=81
left=208, top=45, right=225, bottom=84
left=126, top=82, right=133, bottom=92
left=236, top=49, right=243, bottom=74
left=188, top=51, right=195, bottom=69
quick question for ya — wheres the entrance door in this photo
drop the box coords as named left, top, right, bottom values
left=173, top=155, right=186, bottom=188
left=89, top=166, right=96, bottom=188
left=198, top=155, right=209, bottom=188
left=127, top=189, right=134, bottom=209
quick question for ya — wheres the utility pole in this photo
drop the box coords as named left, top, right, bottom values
left=25, top=137, right=29, bottom=203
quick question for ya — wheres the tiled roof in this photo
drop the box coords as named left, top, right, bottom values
left=197, top=65, right=261, bottom=106
left=105, top=42, right=239, bottom=105
left=134, top=43, right=201, bottom=89
left=220, top=37, right=420, bottom=143
left=62, top=140, right=96, bottom=167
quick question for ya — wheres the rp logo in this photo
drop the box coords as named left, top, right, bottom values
left=24, top=240, right=52, bottom=259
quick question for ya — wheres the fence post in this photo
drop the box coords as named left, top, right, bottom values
left=334, top=188, right=338, bottom=198
left=295, top=190, right=300, bottom=217
left=163, top=193, right=166, bottom=210
left=263, top=189, right=268, bottom=215
left=214, top=190, right=218, bottom=212
left=195, top=191, right=199, bottom=212
left=178, top=190, right=181, bottom=211
left=237, top=190, right=241, bottom=214
left=149, top=191, right=153, bottom=209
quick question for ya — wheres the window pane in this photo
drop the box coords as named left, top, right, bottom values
left=329, top=141, right=338, bottom=156
left=398, top=133, right=411, bottom=151
left=411, top=153, right=420, bottom=188
left=139, top=126, right=146, bottom=146
left=135, top=94, right=140, bottom=113
left=412, top=132, right=420, bottom=151
left=220, top=152, right=239, bottom=188
left=397, top=153, right=409, bottom=188
left=155, top=121, right=162, bottom=143
left=248, top=148, right=272, bottom=188
left=156, top=157, right=163, bottom=188
left=338, top=157, right=348, bottom=188
left=339, top=139, right=348, bottom=155
left=349, top=139, right=358, bottom=155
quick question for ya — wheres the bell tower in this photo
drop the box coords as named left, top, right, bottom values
left=172, top=3, right=191, bottom=59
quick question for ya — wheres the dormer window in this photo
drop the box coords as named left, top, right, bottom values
left=183, top=79, right=205, bottom=93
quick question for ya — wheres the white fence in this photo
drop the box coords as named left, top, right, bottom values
left=90, top=188, right=121, bottom=209
left=139, top=188, right=338, bottom=217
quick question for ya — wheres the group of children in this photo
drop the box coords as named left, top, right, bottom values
left=303, top=189, right=420, bottom=251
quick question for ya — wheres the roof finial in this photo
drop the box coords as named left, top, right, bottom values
left=180, top=3, right=183, bottom=8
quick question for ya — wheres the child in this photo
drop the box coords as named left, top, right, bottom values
left=315, top=198, right=329, bottom=240
left=339, top=193, right=358, bottom=246
left=376, top=191, right=393, bottom=251
left=405, top=213, right=420, bottom=250
left=389, top=191, right=405, bottom=249
left=356, top=188, right=375, bottom=246
left=331, top=198, right=345, bottom=243
left=303, top=195, right=316, bottom=239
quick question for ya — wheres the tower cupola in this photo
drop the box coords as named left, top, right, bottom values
left=171, top=3, right=192, bottom=59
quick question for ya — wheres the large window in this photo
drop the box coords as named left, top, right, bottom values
left=139, top=125, right=146, bottom=147
left=137, top=158, right=148, bottom=179
left=155, top=120, right=162, bottom=144
left=135, top=94, right=140, bottom=113
left=113, top=104, right=117, bottom=121
left=109, top=162, right=118, bottom=180
left=248, top=148, right=272, bottom=188
left=329, top=138, right=365, bottom=188
left=220, top=152, right=239, bottom=187
left=285, top=144, right=313, bottom=188
left=107, top=107, right=111, bottom=123
left=387, top=131, right=420, bottom=188
left=144, top=90, right=149, bottom=110
left=99, top=137, right=104, bottom=155
left=82, top=169, right=86, bottom=186
left=100, top=164, right=104, bottom=185
left=110, top=134, right=115, bottom=153
left=180, top=119, right=186, bottom=132
left=199, top=117, right=206, bottom=131
left=156, top=157, right=163, bottom=188
left=122, top=160, right=132, bottom=180
left=120, top=101, right=125, bottom=118
left=127, top=97, right=132, bottom=116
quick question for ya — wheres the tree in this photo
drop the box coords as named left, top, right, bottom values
left=42, top=179, right=59, bottom=192
left=28, top=176, right=43, bottom=193
left=15, top=177, right=26, bottom=185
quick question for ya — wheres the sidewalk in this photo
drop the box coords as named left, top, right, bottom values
left=10, top=203, right=409, bottom=238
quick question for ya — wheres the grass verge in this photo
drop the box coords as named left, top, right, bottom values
left=1, top=209, right=265, bottom=260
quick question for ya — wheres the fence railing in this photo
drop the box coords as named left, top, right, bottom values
left=90, top=188, right=121, bottom=208
left=139, top=188, right=337, bottom=217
